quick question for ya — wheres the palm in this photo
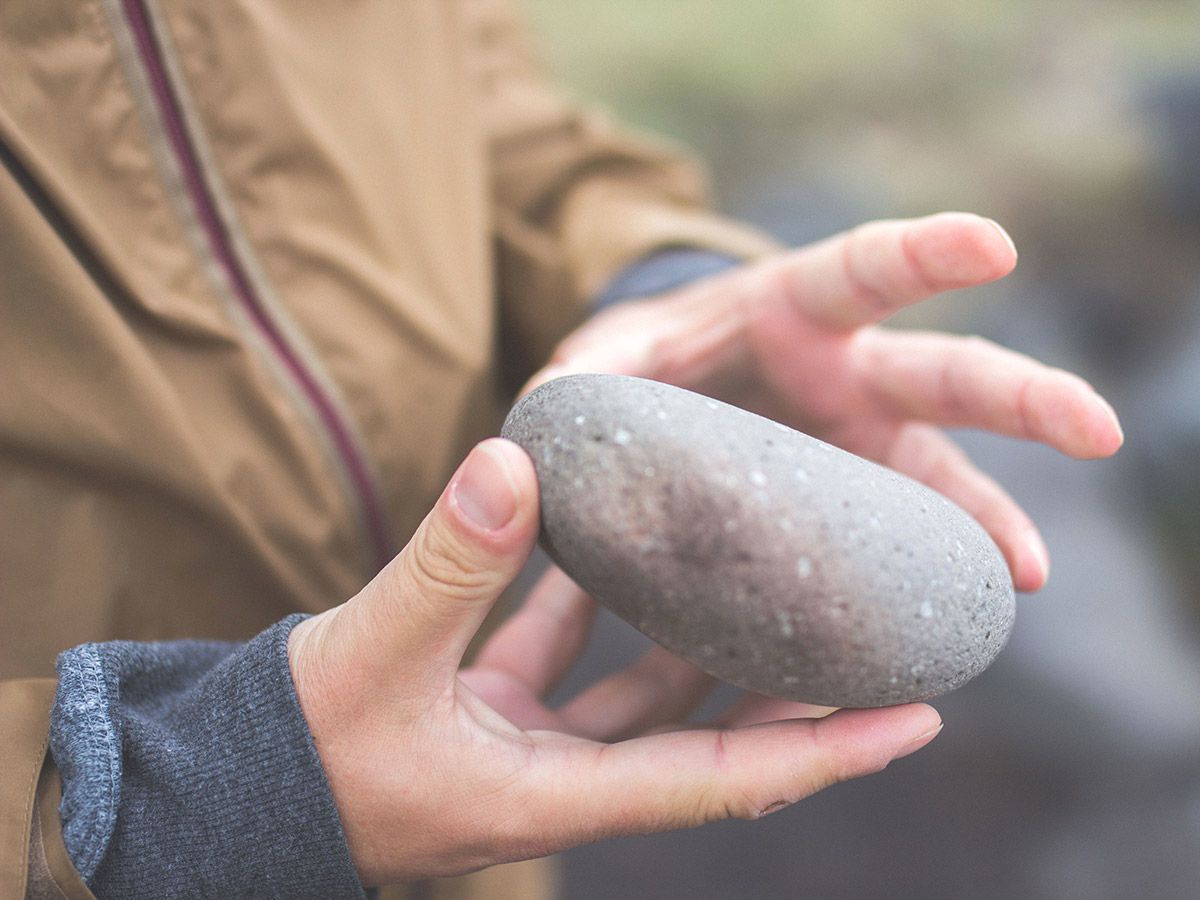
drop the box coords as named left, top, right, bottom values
left=459, top=568, right=830, bottom=743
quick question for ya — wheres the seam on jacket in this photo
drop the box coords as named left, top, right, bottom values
left=97, top=0, right=389, bottom=578
left=142, top=0, right=394, bottom=568
left=28, top=773, right=75, bottom=900
left=41, top=768, right=98, bottom=900
left=15, top=730, right=49, bottom=900
left=0, top=136, right=141, bottom=330
left=50, top=647, right=119, bottom=885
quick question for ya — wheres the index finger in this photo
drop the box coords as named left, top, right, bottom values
left=524, top=704, right=942, bottom=847
left=765, top=212, right=1018, bottom=331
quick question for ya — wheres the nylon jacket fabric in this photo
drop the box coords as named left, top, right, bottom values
left=0, top=1, right=777, bottom=897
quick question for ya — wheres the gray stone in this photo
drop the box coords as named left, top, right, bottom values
left=501, top=374, right=1015, bottom=707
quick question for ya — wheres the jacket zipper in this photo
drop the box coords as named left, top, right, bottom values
left=120, top=0, right=394, bottom=571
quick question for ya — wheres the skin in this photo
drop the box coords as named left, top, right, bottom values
left=288, top=213, right=1123, bottom=886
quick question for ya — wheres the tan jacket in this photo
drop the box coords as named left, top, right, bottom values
left=0, top=1, right=774, bottom=896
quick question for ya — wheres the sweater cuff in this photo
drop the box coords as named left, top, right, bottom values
left=593, top=248, right=743, bottom=311
left=51, top=615, right=366, bottom=899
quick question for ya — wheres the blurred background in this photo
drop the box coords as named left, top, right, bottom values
left=522, top=1, right=1200, bottom=898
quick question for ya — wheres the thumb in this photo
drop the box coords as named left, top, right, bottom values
left=357, top=438, right=540, bottom=678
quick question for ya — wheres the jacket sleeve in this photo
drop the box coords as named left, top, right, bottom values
left=0, top=679, right=92, bottom=900
left=470, top=0, right=782, bottom=385
left=9, top=617, right=366, bottom=900
left=0, top=629, right=365, bottom=900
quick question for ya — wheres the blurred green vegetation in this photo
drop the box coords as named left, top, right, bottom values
left=528, top=0, right=1200, bottom=335
left=529, top=1, right=1197, bottom=209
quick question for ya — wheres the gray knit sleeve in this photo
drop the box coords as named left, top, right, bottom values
left=594, top=248, right=742, bottom=310
left=50, top=614, right=367, bottom=899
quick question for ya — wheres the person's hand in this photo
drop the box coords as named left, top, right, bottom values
left=527, top=213, right=1124, bottom=592
left=288, top=439, right=943, bottom=886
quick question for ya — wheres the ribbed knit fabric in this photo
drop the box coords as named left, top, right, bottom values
left=51, top=614, right=367, bottom=899
left=593, top=248, right=742, bottom=310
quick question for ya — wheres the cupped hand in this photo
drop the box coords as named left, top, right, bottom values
left=526, top=213, right=1124, bottom=591
left=288, top=439, right=942, bottom=886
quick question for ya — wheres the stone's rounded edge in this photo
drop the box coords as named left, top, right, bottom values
left=501, top=374, right=1018, bottom=708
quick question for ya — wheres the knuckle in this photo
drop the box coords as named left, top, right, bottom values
left=405, top=524, right=494, bottom=599
left=898, top=228, right=937, bottom=296
left=841, top=236, right=889, bottom=312
left=722, top=787, right=769, bottom=822
left=700, top=731, right=765, bottom=822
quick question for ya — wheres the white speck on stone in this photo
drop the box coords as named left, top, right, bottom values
left=552, top=435, right=563, bottom=445
left=705, top=400, right=719, bottom=410
left=749, top=470, right=767, bottom=487
left=574, top=415, right=586, bottom=426
left=643, top=466, right=656, bottom=477
left=782, top=675, right=800, bottom=685
left=573, top=477, right=584, bottom=488
left=723, top=518, right=739, bottom=533
left=919, top=600, right=934, bottom=619
left=723, top=473, right=740, bottom=489
left=778, top=518, right=794, bottom=532
left=775, top=610, right=795, bottom=638
left=795, top=467, right=809, bottom=481
left=889, top=676, right=899, bottom=685
left=613, top=428, right=631, bottom=445
left=868, top=515, right=881, bottom=530
left=796, top=556, right=813, bottom=578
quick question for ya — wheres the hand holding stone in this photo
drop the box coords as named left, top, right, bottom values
left=287, top=440, right=942, bottom=886
left=527, top=212, right=1124, bottom=592
left=505, top=375, right=1016, bottom=707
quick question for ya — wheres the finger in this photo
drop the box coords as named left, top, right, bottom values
left=886, top=423, right=1050, bottom=592
left=855, top=330, right=1124, bottom=459
left=473, top=567, right=597, bottom=697
left=713, top=692, right=838, bottom=728
left=520, top=363, right=575, bottom=400
left=766, top=212, right=1018, bottom=331
left=557, top=645, right=716, bottom=741
left=348, top=439, right=540, bottom=680
left=529, top=704, right=942, bottom=847
left=519, top=306, right=664, bottom=398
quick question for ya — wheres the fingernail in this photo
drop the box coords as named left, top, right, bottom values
left=893, top=720, right=944, bottom=761
left=1025, top=530, right=1051, bottom=584
left=985, top=218, right=1018, bottom=258
left=1092, top=393, right=1124, bottom=445
left=759, top=799, right=792, bottom=817
left=453, top=441, right=519, bottom=531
